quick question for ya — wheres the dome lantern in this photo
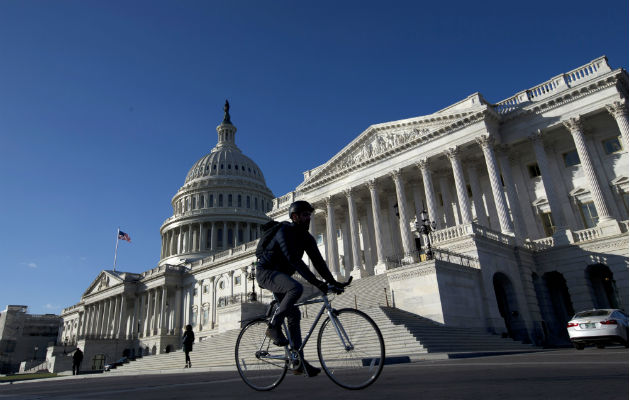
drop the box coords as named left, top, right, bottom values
left=216, top=99, right=237, bottom=149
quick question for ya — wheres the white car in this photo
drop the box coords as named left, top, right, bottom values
left=567, top=309, right=629, bottom=350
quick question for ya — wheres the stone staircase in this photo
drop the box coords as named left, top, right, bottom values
left=109, top=274, right=536, bottom=374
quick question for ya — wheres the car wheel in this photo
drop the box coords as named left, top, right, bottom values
left=596, top=344, right=605, bottom=349
left=573, top=343, right=585, bottom=350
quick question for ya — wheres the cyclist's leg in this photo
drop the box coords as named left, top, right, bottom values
left=257, top=269, right=303, bottom=326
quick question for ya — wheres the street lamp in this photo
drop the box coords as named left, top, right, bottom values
left=415, top=209, right=437, bottom=260
left=248, top=262, right=257, bottom=302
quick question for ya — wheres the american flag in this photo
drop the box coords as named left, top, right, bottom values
left=118, top=230, right=131, bottom=242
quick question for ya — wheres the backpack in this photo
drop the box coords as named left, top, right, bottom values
left=255, top=220, right=283, bottom=259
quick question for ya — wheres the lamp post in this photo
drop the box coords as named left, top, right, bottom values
left=248, top=262, right=257, bottom=302
left=415, top=209, right=437, bottom=260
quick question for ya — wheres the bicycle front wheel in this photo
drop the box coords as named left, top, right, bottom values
left=235, top=319, right=288, bottom=391
left=317, top=308, right=385, bottom=390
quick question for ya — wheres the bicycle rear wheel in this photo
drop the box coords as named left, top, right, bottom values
left=235, top=319, right=288, bottom=391
left=317, top=308, right=385, bottom=390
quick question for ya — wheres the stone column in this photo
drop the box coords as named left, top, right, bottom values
left=345, top=188, right=364, bottom=278
left=417, top=159, right=439, bottom=227
left=367, top=179, right=387, bottom=273
left=476, top=133, right=514, bottom=235
left=210, top=222, right=217, bottom=251
left=153, top=288, right=160, bottom=335
left=496, top=146, right=528, bottom=239
left=117, top=296, right=126, bottom=338
left=131, top=296, right=139, bottom=339
left=199, top=222, right=205, bottom=251
left=606, top=100, right=629, bottom=147
left=111, top=296, right=120, bottom=338
left=197, top=280, right=204, bottom=331
left=445, top=146, right=472, bottom=224
left=222, top=222, right=228, bottom=249
left=528, top=131, right=568, bottom=232
left=438, top=174, right=456, bottom=227
left=391, top=169, right=416, bottom=258
left=466, top=163, right=489, bottom=227
left=159, top=286, right=167, bottom=334
left=145, top=290, right=153, bottom=336
left=324, top=197, right=340, bottom=279
left=174, top=286, right=182, bottom=334
left=210, top=276, right=216, bottom=329
left=564, top=117, right=613, bottom=222
left=229, top=271, right=235, bottom=296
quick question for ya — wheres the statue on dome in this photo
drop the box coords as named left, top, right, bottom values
left=223, top=100, right=232, bottom=124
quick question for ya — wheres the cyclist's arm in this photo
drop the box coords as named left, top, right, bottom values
left=276, top=226, right=323, bottom=287
left=304, top=233, right=336, bottom=284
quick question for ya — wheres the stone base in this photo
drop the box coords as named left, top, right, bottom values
left=350, top=267, right=366, bottom=279
left=597, top=218, right=622, bottom=236
left=373, top=262, right=387, bottom=275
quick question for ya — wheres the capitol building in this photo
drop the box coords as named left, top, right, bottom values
left=51, top=56, right=628, bottom=371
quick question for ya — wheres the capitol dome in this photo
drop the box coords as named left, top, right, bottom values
left=159, top=101, right=274, bottom=265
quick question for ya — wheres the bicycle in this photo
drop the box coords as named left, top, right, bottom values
left=235, top=280, right=385, bottom=391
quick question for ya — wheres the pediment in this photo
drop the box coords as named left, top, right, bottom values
left=297, top=105, right=488, bottom=191
left=83, top=270, right=125, bottom=297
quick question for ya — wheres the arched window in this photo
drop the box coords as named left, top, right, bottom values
left=219, top=194, right=223, bottom=207
left=228, top=194, right=233, bottom=207
left=228, top=229, right=234, bottom=246
left=200, top=195, right=205, bottom=208
left=254, top=197, right=258, bottom=210
left=238, top=194, right=242, bottom=207
left=209, top=194, right=214, bottom=207
left=192, top=197, right=197, bottom=209
left=247, top=196, right=251, bottom=208
left=217, top=229, right=223, bottom=245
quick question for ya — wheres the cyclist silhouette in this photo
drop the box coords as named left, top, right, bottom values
left=256, top=200, right=348, bottom=376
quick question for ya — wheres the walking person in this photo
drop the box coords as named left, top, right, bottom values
left=72, top=348, right=83, bottom=375
left=182, top=324, right=195, bottom=368
left=256, top=200, right=349, bottom=377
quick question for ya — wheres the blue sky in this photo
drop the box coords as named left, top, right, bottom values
left=0, top=0, right=627, bottom=315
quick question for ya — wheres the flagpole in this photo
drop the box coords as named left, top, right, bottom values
left=113, top=228, right=120, bottom=272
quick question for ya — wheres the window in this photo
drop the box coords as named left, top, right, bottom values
left=540, top=212, right=555, bottom=237
left=206, top=229, right=212, bottom=248
left=563, top=150, right=580, bottom=167
left=217, top=229, right=223, bottom=245
left=316, top=234, right=323, bottom=245
left=219, top=280, right=225, bottom=290
left=466, top=184, right=472, bottom=197
left=254, top=198, right=258, bottom=210
left=238, top=229, right=243, bottom=243
left=193, top=288, right=198, bottom=297
left=191, top=308, right=197, bottom=324
left=209, top=194, right=214, bottom=207
left=200, top=195, right=204, bottom=208
left=218, top=194, right=223, bottom=207
left=228, top=164, right=231, bottom=169
left=228, top=229, right=234, bottom=245
left=203, top=285, right=208, bottom=294
left=221, top=164, right=224, bottom=169
left=238, top=195, right=242, bottom=207
left=202, top=308, right=209, bottom=326
left=234, top=276, right=241, bottom=285
left=528, top=163, right=541, bottom=178
left=579, top=201, right=599, bottom=228
left=192, top=197, right=196, bottom=209
left=438, top=193, right=444, bottom=207
left=602, top=137, right=622, bottom=155
left=228, top=194, right=233, bottom=207
left=247, top=196, right=251, bottom=208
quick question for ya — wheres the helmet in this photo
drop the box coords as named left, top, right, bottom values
left=289, top=200, right=314, bottom=218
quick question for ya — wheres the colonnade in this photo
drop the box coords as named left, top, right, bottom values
left=307, top=108, right=628, bottom=279
left=78, top=285, right=183, bottom=340
left=161, top=221, right=262, bottom=258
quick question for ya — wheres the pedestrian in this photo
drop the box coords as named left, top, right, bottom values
left=72, top=348, right=83, bottom=375
left=182, top=324, right=195, bottom=368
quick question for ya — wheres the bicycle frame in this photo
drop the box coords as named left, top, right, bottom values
left=263, top=293, right=354, bottom=363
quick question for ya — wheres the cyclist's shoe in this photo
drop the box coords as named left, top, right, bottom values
left=266, top=324, right=289, bottom=346
left=293, top=360, right=321, bottom=377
